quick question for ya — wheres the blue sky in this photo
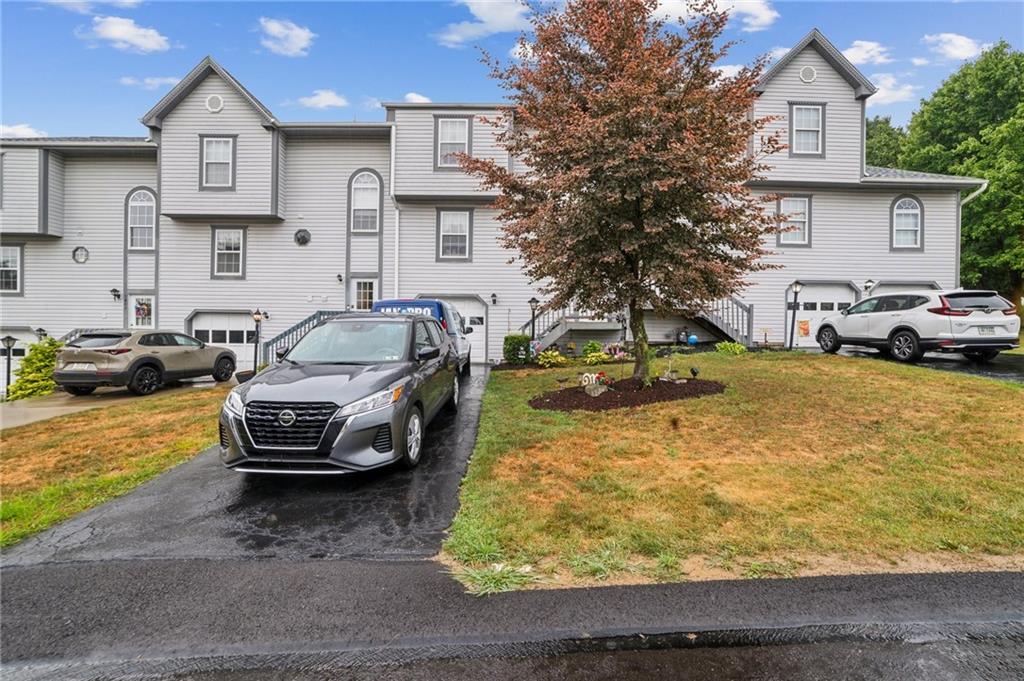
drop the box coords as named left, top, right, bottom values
left=1, top=1, right=1021, bottom=137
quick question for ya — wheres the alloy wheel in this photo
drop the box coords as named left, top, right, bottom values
left=892, top=334, right=913, bottom=360
left=137, top=368, right=159, bottom=394
left=819, top=328, right=835, bottom=349
left=406, top=413, right=422, bottom=463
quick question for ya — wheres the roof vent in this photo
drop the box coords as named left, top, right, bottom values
left=205, top=94, right=224, bottom=113
left=799, top=66, right=817, bottom=84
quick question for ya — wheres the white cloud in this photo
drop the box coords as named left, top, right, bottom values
left=656, top=1, right=780, bottom=33
left=297, top=89, right=348, bottom=109
left=258, top=17, right=316, bottom=57
left=1, top=123, right=49, bottom=138
left=922, top=33, right=991, bottom=60
left=78, top=15, right=170, bottom=53
left=767, top=46, right=790, bottom=62
left=119, top=75, right=179, bottom=90
left=436, top=0, right=530, bottom=48
left=867, top=73, right=918, bottom=107
left=842, top=40, right=893, bottom=65
left=361, top=96, right=383, bottom=110
left=43, top=0, right=140, bottom=14
left=404, top=92, right=431, bottom=104
left=714, top=64, right=744, bottom=78
left=910, top=57, right=930, bottom=66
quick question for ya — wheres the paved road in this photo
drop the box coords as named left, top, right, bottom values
left=835, top=347, right=1024, bottom=383
left=0, top=379, right=227, bottom=430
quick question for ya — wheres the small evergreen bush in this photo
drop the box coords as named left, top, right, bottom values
left=503, top=334, right=533, bottom=365
left=6, top=337, right=64, bottom=401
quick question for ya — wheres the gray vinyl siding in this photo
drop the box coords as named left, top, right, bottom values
left=643, top=314, right=717, bottom=344
left=160, top=74, right=274, bottom=217
left=158, top=135, right=393, bottom=340
left=392, top=108, right=508, bottom=196
left=275, top=130, right=287, bottom=218
left=0, top=156, right=156, bottom=337
left=754, top=47, right=862, bottom=183
left=739, top=188, right=959, bottom=343
left=0, top=148, right=40, bottom=234
left=127, top=251, right=156, bottom=290
left=47, top=152, right=65, bottom=236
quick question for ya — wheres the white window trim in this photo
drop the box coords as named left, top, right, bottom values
left=891, top=197, right=923, bottom=250
left=352, top=278, right=376, bottom=311
left=436, top=117, right=470, bottom=168
left=791, top=104, right=822, bottom=155
left=778, top=196, right=811, bottom=246
left=212, top=227, right=245, bottom=278
left=201, top=136, right=234, bottom=188
left=437, top=209, right=472, bottom=260
left=0, top=244, right=22, bottom=295
left=350, top=171, right=380, bottom=233
left=129, top=294, right=155, bottom=329
left=127, top=189, right=156, bottom=251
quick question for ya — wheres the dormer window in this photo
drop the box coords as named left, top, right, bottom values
left=200, top=135, right=236, bottom=190
left=789, top=103, right=824, bottom=157
left=436, top=116, right=471, bottom=170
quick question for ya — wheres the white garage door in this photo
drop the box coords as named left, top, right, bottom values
left=191, top=312, right=256, bottom=370
left=436, top=296, right=487, bottom=363
left=789, top=284, right=858, bottom=348
left=0, top=332, right=32, bottom=395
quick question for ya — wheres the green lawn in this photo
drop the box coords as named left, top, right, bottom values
left=0, top=386, right=229, bottom=546
left=445, top=352, right=1024, bottom=593
left=1007, top=332, right=1024, bottom=355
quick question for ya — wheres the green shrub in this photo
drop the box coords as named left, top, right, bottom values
left=6, top=337, right=64, bottom=401
left=503, top=334, right=533, bottom=365
left=714, top=341, right=748, bottom=355
left=537, top=349, right=569, bottom=368
left=582, top=351, right=612, bottom=365
left=581, top=340, right=603, bottom=357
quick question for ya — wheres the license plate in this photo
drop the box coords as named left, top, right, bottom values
left=64, top=362, right=95, bottom=371
left=977, top=326, right=995, bottom=336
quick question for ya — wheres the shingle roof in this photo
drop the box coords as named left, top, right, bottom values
left=863, top=165, right=985, bottom=185
left=0, top=136, right=149, bottom=143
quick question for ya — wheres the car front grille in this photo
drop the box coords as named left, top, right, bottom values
left=244, top=401, right=338, bottom=449
left=372, top=424, right=393, bottom=453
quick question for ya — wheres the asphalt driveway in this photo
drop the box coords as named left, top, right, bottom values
left=814, top=347, right=1024, bottom=383
left=4, top=370, right=486, bottom=565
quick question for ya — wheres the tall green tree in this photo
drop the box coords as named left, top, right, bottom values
left=864, top=115, right=905, bottom=168
left=900, top=41, right=1024, bottom=308
left=461, top=0, right=781, bottom=383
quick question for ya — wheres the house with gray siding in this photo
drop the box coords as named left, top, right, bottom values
left=0, top=29, right=986, bottom=389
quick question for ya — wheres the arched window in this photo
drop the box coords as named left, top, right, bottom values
left=350, top=172, right=380, bottom=233
left=892, top=196, right=922, bottom=249
left=127, top=189, right=156, bottom=250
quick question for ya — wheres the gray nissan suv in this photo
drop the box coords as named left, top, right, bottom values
left=218, top=313, right=459, bottom=474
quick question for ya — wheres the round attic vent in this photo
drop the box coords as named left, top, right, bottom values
left=205, top=94, right=224, bottom=113
left=799, top=66, right=817, bottom=84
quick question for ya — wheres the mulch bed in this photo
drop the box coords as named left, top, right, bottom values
left=528, top=377, right=726, bottom=413
left=491, top=363, right=545, bottom=372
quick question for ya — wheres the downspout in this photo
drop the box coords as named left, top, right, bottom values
left=956, top=180, right=988, bottom=288
left=389, top=121, right=399, bottom=297
left=960, top=179, right=988, bottom=206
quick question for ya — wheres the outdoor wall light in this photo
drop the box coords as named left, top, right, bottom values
left=337, top=274, right=344, bottom=284
left=110, top=288, right=121, bottom=301
left=34, top=328, right=47, bottom=340
left=490, top=293, right=498, bottom=305
left=864, top=278, right=876, bottom=292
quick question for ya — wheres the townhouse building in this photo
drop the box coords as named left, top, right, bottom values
left=0, top=29, right=986, bottom=386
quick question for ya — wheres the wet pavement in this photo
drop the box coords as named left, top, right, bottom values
left=805, top=347, right=1024, bottom=383
left=4, top=370, right=487, bottom=565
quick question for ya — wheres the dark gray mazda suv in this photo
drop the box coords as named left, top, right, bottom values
left=219, top=313, right=459, bottom=474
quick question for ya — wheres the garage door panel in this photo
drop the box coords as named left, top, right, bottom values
left=192, top=313, right=255, bottom=370
left=434, top=296, right=487, bottom=364
left=791, top=285, right=858, bottom=348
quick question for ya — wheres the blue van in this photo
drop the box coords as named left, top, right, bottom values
left=372, top=299, right=472, bottom=373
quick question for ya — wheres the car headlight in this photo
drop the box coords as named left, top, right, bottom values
left=224, top=388, right=245, bottom=417
left=338, top=386, right=404, bottom=417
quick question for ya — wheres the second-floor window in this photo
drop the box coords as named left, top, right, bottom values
left=437, top=118, right=469, bottom=168
left=778, top=196, right=810, bottom=246
left=127, top=189, right=156, bottom=250
left=0, top=245, right=22, bottom=294
left=351, top=172, right=380, bottom=233
left=791, top=105, right=823, bottom=155
left=437, top=210, right=471, bottom=259
left=212, top=227, right=245, bottom=277
left=202, top=136, right=234, bottom=188
left=892, top=196, right=923, bottom=249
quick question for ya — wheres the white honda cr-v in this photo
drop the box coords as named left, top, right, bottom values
left=816, top=290, right=1020, bottom=363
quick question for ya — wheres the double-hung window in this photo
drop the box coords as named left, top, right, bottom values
left=201, top=136, right=234, bottom=188
left=350, top=172, right=380, bottom=232
left=437, top=118, right=469, bottom=168
left=213, top=227, right=245, bottom=277
left=779, top=197, right=810, bottom=246
left=127, top=189, right=156, bottom=250
left=892, top=197, right=922, bottom=249
left=0, top=245, right=22, bottom=294
left=438, top=210, right=471, bottom=260
left=791, top=105, right=823, bottom=155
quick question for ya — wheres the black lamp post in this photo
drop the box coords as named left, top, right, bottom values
left=528, top=297, right=539, bottom=341
left=2, top=335, right=16, bottom=393
left=251, top=309, right=265, bottom=369
left=34, top=327, right=47, bottom=340
left=787, top=281, right=804, bottom=350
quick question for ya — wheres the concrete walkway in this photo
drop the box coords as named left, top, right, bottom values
left=0, top=380, right=228, bottom=430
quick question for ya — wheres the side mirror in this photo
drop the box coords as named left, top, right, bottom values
left=199, top=342, right=207, bottom=349
left=463, top=326, right=473, bottom=335
left=840, top=309, right=849, bottom=316
left=275, top=347, right=289, bottom=361
left=417, top=347, right=440, bottom=362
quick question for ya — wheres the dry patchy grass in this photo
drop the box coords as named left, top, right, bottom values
left=445, top=352, right=1024, bottom=592
left=1, top=386, right=229, bottom=546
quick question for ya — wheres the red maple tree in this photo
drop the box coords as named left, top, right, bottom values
left=462, top=0, right=782, bottom=382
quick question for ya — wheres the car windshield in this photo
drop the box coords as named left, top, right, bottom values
left=69, top=334, right=129, bottom=348
left=286, top=320, right=410, bottom=364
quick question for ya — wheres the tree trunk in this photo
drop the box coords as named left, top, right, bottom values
left=1011, top=275, right=1024, bottom=329
left=629, top=299, right=651, bottom=385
